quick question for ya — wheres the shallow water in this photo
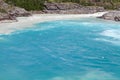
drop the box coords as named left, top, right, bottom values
left=0, top=18, right=120, bottom=80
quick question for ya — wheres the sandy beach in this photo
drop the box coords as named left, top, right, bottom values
left=0, top=12, right=107, bottom=35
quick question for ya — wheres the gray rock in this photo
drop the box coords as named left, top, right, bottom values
left=8, top=7, right=31, bottom=17
left=0, top=0, right=31, bottom=21
left=0, top=12, right=14, bottom=21
left=44, top=2, right=58, bottom=10
left=44, top=2, right=82, bottom=11
left=99, top=11, right=120, bottom=21
left=56, top=3, right=81, bottom=10
left=43, top=2, right=105, bottom=14
left=114, top=16, right=120, bottom=21
left=43, top=10, right=60, bottom=14
left=118, top=8, right=120, bottom=11
left=85, top=6, right=105, bottom=12
left=0, top=0, right=10, bottom=11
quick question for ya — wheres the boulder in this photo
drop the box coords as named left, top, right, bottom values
left=55, top=3, right=81, bottom=10
left=0, top=0, right=31, bottom=21
left=43, top=10, right=60, bottom=14
left=85, top=6, right=105, bottom=12
left=114, top=16, right=120, bottom=21
left=118, top=8, right=120, bottom=11
left=43, top=2, right=105, bottom=14
left=0, top=0, right=10, bottom=10
left=44, top=2, right=82, bottom=10
left=0, top=12, right=15, bottom=21
left=44, top=2, right=58, bottom=10
left=8, top=7, right=31, bottom=17
left=99, top=11, right=120, bottom=21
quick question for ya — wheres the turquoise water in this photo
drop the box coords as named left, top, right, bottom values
left=0, top=18, right=120, bottom=80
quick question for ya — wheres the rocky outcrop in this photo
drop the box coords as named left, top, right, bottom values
left=8, top=7, right=31, bottom=17
left=43, top=2, right=105, bottom=14
left=118, top=8, right=120, bottom=11
left=0, top=13, right=12, bottom=21
left=44, top=3, right=82, bottom=10
left=0, top=0, right=31, bottom=21
left=99, top=11, right=120, bottom=21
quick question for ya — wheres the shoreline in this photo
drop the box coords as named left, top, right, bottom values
left=0, top=12, right=107, bottom=35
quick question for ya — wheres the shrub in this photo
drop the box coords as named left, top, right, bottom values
left=5, top=0, right=45, bottom=11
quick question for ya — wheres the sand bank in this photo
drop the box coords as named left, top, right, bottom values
left=0, top=12, right=107, bottom=34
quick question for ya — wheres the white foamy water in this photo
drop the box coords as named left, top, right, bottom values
left=51, top=71, right=117, bottom=80
left=96, top=29, right=120, bottom=46
left=0, top=12, right=107, bottom=35
left=101, top=29, right=120, bottom=40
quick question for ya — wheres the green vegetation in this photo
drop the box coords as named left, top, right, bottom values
left=4, top=0, right=45, bottom=11
left=4, top=0, right=120, bottom=10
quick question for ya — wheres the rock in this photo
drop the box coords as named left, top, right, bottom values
left=44, top=2, right=58, bottom=10
left=118, top=8, right=120, bottom=11
left=8, top=7, right=31, bottom=17
left=30, top=11, right=45, bottom=14
left=44, top=2, right=82, bottom=10
left=0, top=0, right=10, bottom=10
left=99, top=11, right=120, bottom=21
left=114, top=16, right=120, bottom=21
left=43, top=2, right=105, bottom=14
left=43, top=10, right=60, bottom=14
left=0, top=12, right=14, bottom=21
left=85, top=6, right=105, bottom=12
left=0, top=0, right=31, bottom=21
left=55, top=3, right=82, bottom=10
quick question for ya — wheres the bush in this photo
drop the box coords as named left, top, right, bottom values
left=5, top=0, right=45, bottom=11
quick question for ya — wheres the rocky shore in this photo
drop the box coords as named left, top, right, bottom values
left=43, top=2, right=105, bottom=14
left=0, top=0, right=120, bottom=22
left=0, top=0, right=31, bottom=22
left=0, top=7, right=31, bottom=22
left=99, top=11, right=120, bottom=21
